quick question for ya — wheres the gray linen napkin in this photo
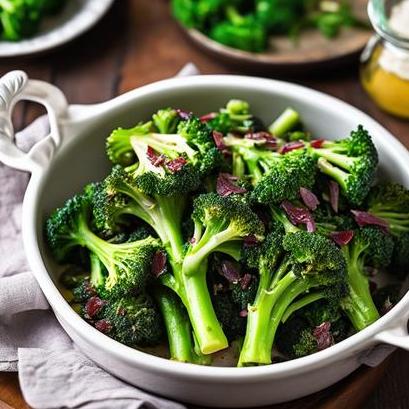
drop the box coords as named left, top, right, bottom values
left=0, top=64, right=199, bottom=409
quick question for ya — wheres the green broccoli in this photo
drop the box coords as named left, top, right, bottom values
left=339, top=227, right=394, bottom=330
left=309, top=126, right=378, bottom=206
left=224, top=134, right=316, bottom=203
left=206, top=99, right=264, bottom=135
left=238, top=230, right=347, bottom=366
left=102, top=293, right=164, bottom=347
left=178, top=193, right=264, bottom=353
left=106, top=112, right=221, bottom=196
left=366, top=183, right=409, bottom=235
left=46, top=186, right=161, bottom=298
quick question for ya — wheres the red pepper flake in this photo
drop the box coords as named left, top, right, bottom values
left=243, top=234, right=259, bottom=248
left=200, top=112, right=217, bottom=122
left=351, top=210, right=389, bottom=233
left=330, top=230, right=354, bottom=246
left=151, top=250, right=167, bottom=278
left=311, top=139, right=325, bottom=149
left=212, top=130, right=226, bottom=151
left=239, top=309, right=248, bottom=318
left=216, top=173, right=247, bottom=197
left=85, top=296, right=106, bottom=319
left=300, top=187, right=320, bottom=211
left=279, top=141, right=305, bottom=154
left=166, top=157, right=187, bottom=173
left=176, top=109, right=191, bottom=120
left=95, top=319, right=112, bottom=334
left=313, top=322, right=334, bottom=351
left=329, top=181, right=340, bottom=213
left=281, top=200, right=316, bottom=233
left=220, top=260, right=241, bottom=284
left=240, top=273, right=252, bottom=290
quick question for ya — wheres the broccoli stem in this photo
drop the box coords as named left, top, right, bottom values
left=270, top=206, right=300, bottom=234
left=315, top=150, right=356, bottom=170
left=281, top=292, right=326, bottom=324
left=317, top=158, right=348, bottom=189
left=341, top=246, right=380, bottom=330
left=238, top=272, right=296, bottom=366
left=154, top=286, right=195, bottom=363
left=182, top=262, right=228, bottom=354
left=269, top=108, right=300, bottom=137
left=89, top=252, right=105, bottom=288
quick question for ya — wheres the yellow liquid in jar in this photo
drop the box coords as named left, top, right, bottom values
left=361, top=44, right=409, bottom=119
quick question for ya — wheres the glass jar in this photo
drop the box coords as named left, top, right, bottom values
left=360, top=0, right=409, bottom=118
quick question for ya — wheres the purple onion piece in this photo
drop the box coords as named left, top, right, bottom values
left=212, top=130, right=226, bottom=151
left=239, top=309, right=248, bottom=318
left=300, top=187, right=320, bottom=211
left=330, top=230, right=355, bottom=246
left=243, top=234, right=259, bottom=248
left=95, top=319, right=112, bottom=334
left=313, top=322, right=334, bottom=351
left=240, top=273, right=252, bottom=290
left=85, top=297, right=106, bottom=319
left=216, top=173, right=247, bottom=197
left=329, top=181, right=340, bottom=213
left=281, top=200, right=316, bottom=233
left=151, top=251, right=167, bottom=278
left=166, top=157, right=187, bottom=173
left=176, top=109, right=191, bottom=120
left=220, top=260, right=241, bottom=284
left=310, top=139, right=325, bottom=149
left=200, top=112, right=217, bottom=122
left=279, top=141, right=305, bottom=154
left=351, top=210, right=390, bottom=233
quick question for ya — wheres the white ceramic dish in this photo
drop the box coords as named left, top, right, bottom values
left=0, top=0, right=114, bottom=57
left=0, top=71, right=409, bottom=408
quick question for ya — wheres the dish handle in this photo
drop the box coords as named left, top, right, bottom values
left=0, top=70, right=67, bottom=173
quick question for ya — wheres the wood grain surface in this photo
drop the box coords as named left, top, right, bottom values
left=0, top=1, right=408, bottom=408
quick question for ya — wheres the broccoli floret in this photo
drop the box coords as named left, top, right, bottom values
left=309, top=126, right=378, bottom=206
left=103, top=294, right=163, bottom=347
left=276, top=316, right=318, bottom=359
left=340, top=227, right=394, bottom=330
left=206, top=99, right=264, bottom=135
left=152, top=108, right=180, bottom=134
left=45, top=186, right=161, bottom=298
left=93, top=166, right=186, bottom=262
left=224, top=134, right=316, bottom=202
left=209, top=7, right=267, bottom=52
left=238, top=230, right=347, bottom=366
left=106, top=114, right=221, bottom=196
left=178, top=193, right=264, bottom=354
left=366, top=183, right=409, bottom=235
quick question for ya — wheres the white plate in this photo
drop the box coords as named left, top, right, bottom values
left=0, top=0, right=115, bottom=57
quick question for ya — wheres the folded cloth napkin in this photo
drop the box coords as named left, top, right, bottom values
left=0, top=64, right=200, bottom=409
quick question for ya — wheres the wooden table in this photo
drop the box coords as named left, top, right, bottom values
left=0, top=1, right=408, bottom=408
